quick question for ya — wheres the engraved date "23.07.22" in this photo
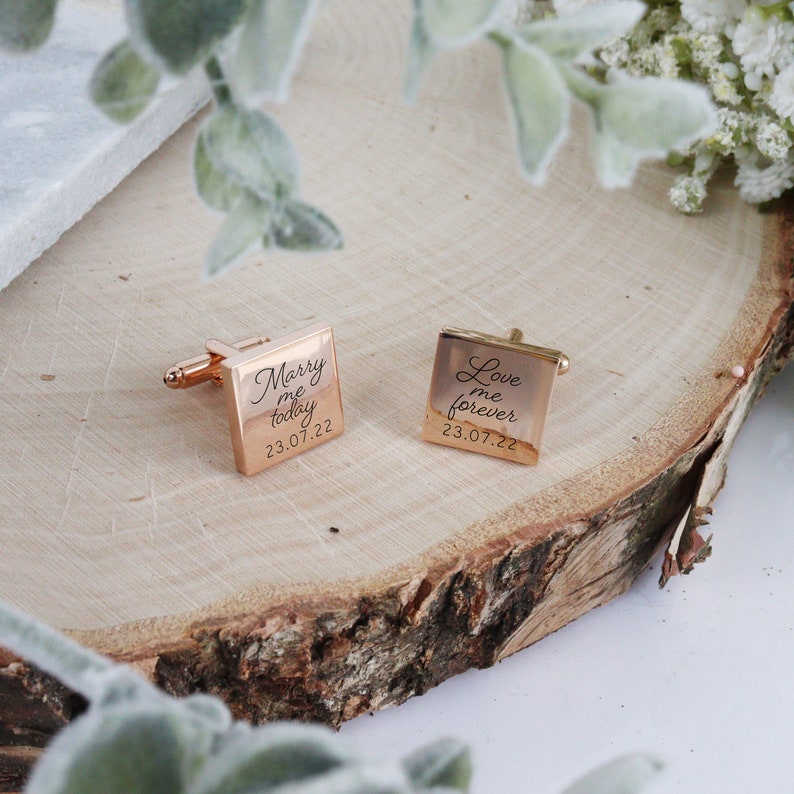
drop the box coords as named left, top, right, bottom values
left=265, top=419, right=334, bottom=459
left=442, top=422, right=517, bottom=450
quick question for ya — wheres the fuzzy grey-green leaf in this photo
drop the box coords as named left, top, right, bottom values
left=404, top=4, right=437, bottom=104
left=0, top=0, right=56, bottom=50
left=0, top=598, right=116, bottom=701
left=202, top=106, right=300, bottom=202
left=518, top=0, right=645, bottom=61
left=191, top=723, right=352, bottom=794
left=502, top=39, right=569, bottom=185
left=273, top=201, right=342, bottom=251
left=24, top=708, right=198, bottom=794
left=561, top=753, right=664, bottom=794
left=90, top=40, right=161, bottom=123
left=228, top=0, right=319, bottom=105
left=253, top=761, right=411, bottom=794
left=194, top=131, right=244, bottom=212
left=419, top=0, right=506, bottom=46
left=204, top=192, right=270, bottom=279
left=401, top=738, right=472, bottom=791
left=125, top=0, right=250, bottom=74
left=592, top=77, right=716, bottom=187
left=597, top=77, right=715, bottom=152
left=591, top=122, right=645, bottom=189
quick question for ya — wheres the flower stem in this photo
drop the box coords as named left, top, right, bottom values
left=205, top=55, right=232, bottom=106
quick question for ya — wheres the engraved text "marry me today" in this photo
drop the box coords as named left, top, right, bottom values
left=251, top=357, right=326, bottom=429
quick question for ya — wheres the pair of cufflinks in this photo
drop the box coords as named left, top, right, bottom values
left=164, top=323, right=568, bottom=475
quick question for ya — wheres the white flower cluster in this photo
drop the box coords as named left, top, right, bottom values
left=595, top=0, right=794, bottom=212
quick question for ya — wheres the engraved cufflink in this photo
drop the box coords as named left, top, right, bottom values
left=164, top=323, right=344, bottom=475
left=422, top=327, right=569, bottom=464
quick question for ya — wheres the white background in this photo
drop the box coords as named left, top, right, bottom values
left=342, top=362, right=794, bottom=793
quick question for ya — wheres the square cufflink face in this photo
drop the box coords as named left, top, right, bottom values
left=422, top=327, right=562, bottom=464
left=220, top=323, right=344, bottom=475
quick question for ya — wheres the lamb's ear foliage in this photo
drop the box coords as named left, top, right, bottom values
left=125, top=0, right=251, bottom=74
left=515, top=0, right=646, bottom=61
left=409, top=0, right=717, bottom=189
left=1, top=599, right=474, bottom=794
left=272, top=201, right=343, bottom=253
left=401, top=738, right=473, bottom=790
left=0, top=0, right=57, bottom=50
left=419, top=0, right=507, bottom=47
left=589, top=77, right=717, bottom=188
left=561, top=753, right=664, bottom=794
left=90, top=40, right=161, bottom=124
left=203, top=191, right=271, bottom=280
left=501, top=38, right=570, bottom=184
left=0, top=0, right=719, bottom=273
left=226, top=0, right=320, bottom=105
left=24, top=709, right=203, bottom=794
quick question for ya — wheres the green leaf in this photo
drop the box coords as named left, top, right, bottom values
left=0, top=599, right=118, bottom=701
left=501, top=39, right=569, bottom=185
left=0, top=0, right=57, bottom=50
left=591, top=123, right=647, bottom=189
left=203, top=192, right=270, bottom=279
left=273, top=201, right=342, bottom=251
left=24, top=707, right=203, bottom=794
left=518, top=1, right=646, bottom=61
left=561, top=753, right=664, bottom=794
left=180, top=694, right=232, bottom=732
left=404, top=4, right=438, bottom=104
left=227, top=0, right=319, bottom=105
left=125, top=0, right=250, bottom=74
left=194, top=131, right=244, bottom=212
left=89, top=40, right=161, bottom=123
left=201, top=105, right=300, bottom=202
left=401, top=739, right=472, bottom=791
left=592, top=76, right=716, bottom=187
left=419, top=0, right=506, bottom=46
left=190, top=723, right=352, bottom=794
left=597, top=77, right=715, bottom=151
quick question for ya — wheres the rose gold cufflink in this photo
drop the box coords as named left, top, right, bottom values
left=164, top=323, right=344, bottom=475
left=422, top=327, right=569, bottom=464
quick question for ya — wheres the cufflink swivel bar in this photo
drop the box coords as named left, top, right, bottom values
left=163, top=336, right=270, bottom=389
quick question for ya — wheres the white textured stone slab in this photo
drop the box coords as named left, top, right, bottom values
left=0, top=0, right=208, bottom=291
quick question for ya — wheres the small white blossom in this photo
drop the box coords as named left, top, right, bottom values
left=732, top=15, right=794, bottom=80
left=600, top=36, right=630, bottom=69
left=722, top=61, right=741, bottom=79
left=669, top=173, right=709, bottom=213
left=681, top=0, right=746, bottom=35
left=705, top=108, right=752, bottom=152
left=744, top=69, right=764, bottom=90
left=710, top=67, right=744, bottom=105
left=582, top=0, right=794, bottom=209
left=689, top=31, right=724, bottom=67
left=754, top=117, right=792, bottom=159
left=638, top=40, right=679, bottom=79
left=769, top=63, right=794, bottom=119
left=735, top=154, right=794, bottom=201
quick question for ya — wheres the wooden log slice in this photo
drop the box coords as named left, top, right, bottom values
left=1, top=0, right=793, bottom=787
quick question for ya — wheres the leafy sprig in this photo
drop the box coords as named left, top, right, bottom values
left=0, top=598, right=472, bottom=794
left=0, top=0, right=716, bottom=277
left=0, top=597, right=663, bottom=793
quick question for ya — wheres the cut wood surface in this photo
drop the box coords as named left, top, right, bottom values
left=1, top=0, right=793, bottom=786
